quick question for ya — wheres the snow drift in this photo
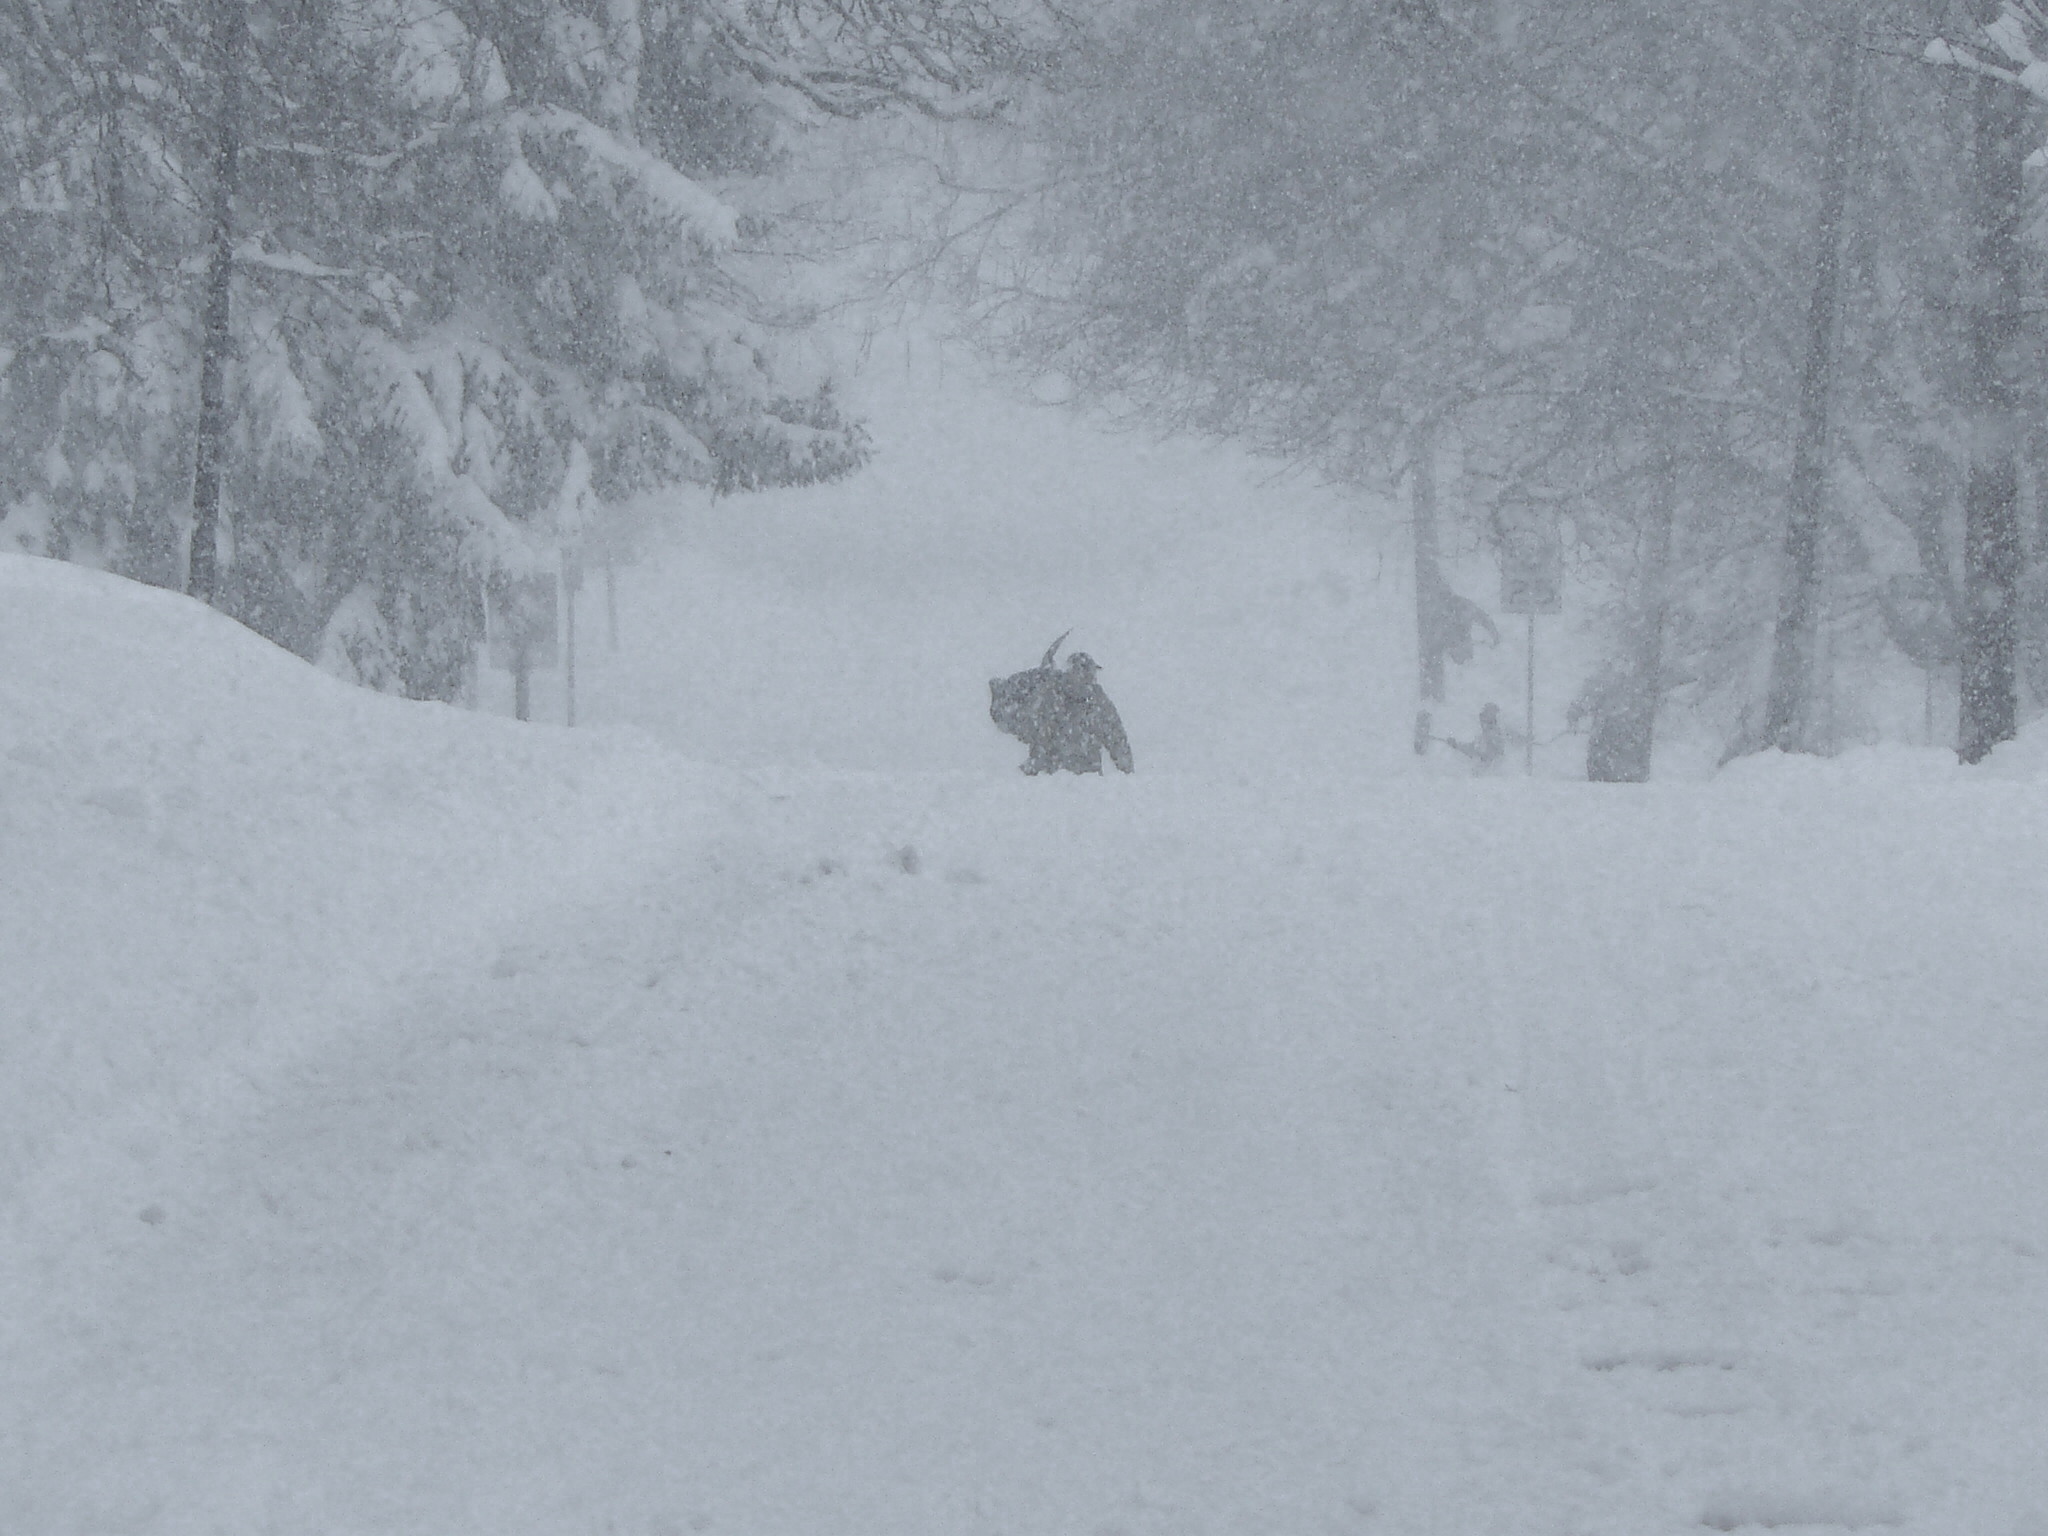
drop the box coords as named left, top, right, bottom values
left=0, top=554, right=709, bottom=1266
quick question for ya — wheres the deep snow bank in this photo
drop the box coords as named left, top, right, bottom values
left=11, top=449, right=2048, bottom=1536
left=0, top=554, right=711, bottom=1252
left=12, top=746, right=2048, bottom=1536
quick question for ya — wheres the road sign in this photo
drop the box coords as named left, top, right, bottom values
left=1495, top=505, right=1562, bottom=772
left=487, top=573, right=559, bottom=672
left=1498, top=509, right=1563, bottom=616
left=1878, top=572, right=1955, bottom=670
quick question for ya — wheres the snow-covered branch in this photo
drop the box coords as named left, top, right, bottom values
left=509, top=105, right=739, bottom=248
left=1926, top=1, right=2048, bottom=101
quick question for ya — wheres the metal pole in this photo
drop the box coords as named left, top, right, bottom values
left=1525, top=612, right=1536, bottom=775
left=605, top=551, right=618, bottom=652
left=564, top=564, right=578, bottom=728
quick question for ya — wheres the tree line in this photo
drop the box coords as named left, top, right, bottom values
left=0, top=0, right=1059, bottom=698
left=933, top=0, right=2048, bottom=771
left=8, top=1, right=2046, bottom=775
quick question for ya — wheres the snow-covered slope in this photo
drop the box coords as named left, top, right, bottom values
left=7, top=348, right=2048, bottom=1536
left=0, top=554, right=710, bottom=1281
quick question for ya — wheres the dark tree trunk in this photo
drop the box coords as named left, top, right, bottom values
left=1587, top=445, right=1676, bottom=783
left=1959, top=66, right=2026, bottom=764
left=1762, top=29, right=1857, bottom=754
left=186, top=0, right=245, bottom=605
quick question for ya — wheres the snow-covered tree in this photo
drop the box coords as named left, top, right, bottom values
left=971, top=0, right=1851, bottom=776
left=1759, top=25, right=1861, bottom=756
left=1911, top=0, right=2048, bottom=760
left=0, top=1, right=1047, bottom=699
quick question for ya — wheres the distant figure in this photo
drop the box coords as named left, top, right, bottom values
left=1569, top=665, right=1652, bottom=783
left=1417, top=570, right=1501, bottom=701
left=1047, top=652, right=1134, bottom=774
left=990, top=635, right=1133, bottom=775
left=1448, top=702, right=1507, bottom=774
left=989, top=632, right=1067, bottom=773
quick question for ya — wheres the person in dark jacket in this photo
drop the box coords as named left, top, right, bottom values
left=1043, top=652, right=1133, bottom=774
left=1447, top=702, right=1506, bottom=774
left=989, top=637, right=1133, bottom=775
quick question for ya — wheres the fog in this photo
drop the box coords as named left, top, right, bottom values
left=7, top=6, right=2048, bottom=1534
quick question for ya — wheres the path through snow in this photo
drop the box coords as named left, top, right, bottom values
left=13, top=764, right=2048, bottom=1535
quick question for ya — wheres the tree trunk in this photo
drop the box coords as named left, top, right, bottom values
left=1958, top=66, right=2026, bottom=764
left=1411, top=425, right=1447, bottom=703
left=186, top=0, right=245, bottom=605
left=1762, top=28, right=1857, bottom=754
left=1587, top=444, right=1677, bottom=783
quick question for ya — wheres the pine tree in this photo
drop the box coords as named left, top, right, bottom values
left=0, top=1, right=1041, bottom=698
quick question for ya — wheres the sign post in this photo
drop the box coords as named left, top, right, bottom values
left=1497, top=508, right=1563, bottom=775
left=1877, top=572, right=1955, bottom=748
left=561, top=550, right=584, bottom=728
left=605, top=542, right=619, bottom=652
left=1524, top=613, right=1536, bottom=775
left=487, top=572, right=559, bottom=722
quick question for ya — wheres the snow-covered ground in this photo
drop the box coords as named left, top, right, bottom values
left=7, top=345, right=2048, bottom=1536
